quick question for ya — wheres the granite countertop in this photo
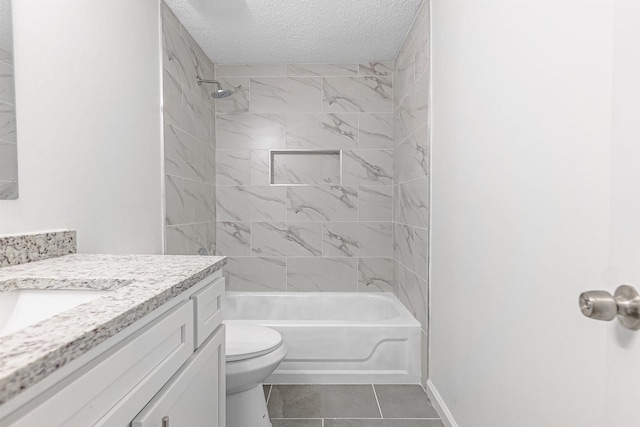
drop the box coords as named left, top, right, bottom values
left=0, top=254, right=226, bottom=406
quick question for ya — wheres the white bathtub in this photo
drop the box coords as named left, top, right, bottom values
left=223, top=292, right=421, bottom=384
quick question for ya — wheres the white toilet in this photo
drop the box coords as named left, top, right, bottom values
left=225, top=321, right=287, bottom=427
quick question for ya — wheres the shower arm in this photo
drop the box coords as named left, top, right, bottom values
left=196, top=76, right=222, bottom=90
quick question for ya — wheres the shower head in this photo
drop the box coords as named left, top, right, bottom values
left=196, top=76, right=234, bottom=99
left=211, top=88, right=233, bottom=99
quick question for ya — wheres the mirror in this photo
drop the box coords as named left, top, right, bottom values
left=0, top=0, right=17, bottom=199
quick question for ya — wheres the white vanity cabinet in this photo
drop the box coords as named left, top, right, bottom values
left=131, top=326, right=225, bottom=427
left=131, top=275, right=226, bottom=427
left=0, top=271, right=226, bottom=427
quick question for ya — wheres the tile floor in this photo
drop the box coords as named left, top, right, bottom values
left=264, top=384, right=445, bottom=427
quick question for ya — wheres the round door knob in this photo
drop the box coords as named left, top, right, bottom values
left=614, top=285, right=640, bottom=330
left=579, top=290, right=617, bottom=321
left=578, top=285, right=640, bottom=330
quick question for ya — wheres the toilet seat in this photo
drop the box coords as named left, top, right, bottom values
left=225, top=322, right=283, bottom=362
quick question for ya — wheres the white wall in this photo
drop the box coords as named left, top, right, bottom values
left=0, top=0, right=164, bottom=254
left=429, top=1, right=614, bottom=425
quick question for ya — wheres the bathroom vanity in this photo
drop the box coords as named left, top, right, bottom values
left=0, top=254, right=226, bottom=427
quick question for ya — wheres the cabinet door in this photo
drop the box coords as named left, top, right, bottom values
left=7, top=301, right=194, bottom=427
left=132, top=324, right=225, bottom=427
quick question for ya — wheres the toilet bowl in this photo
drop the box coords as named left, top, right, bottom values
left=225, top=321, right=287, bottom=427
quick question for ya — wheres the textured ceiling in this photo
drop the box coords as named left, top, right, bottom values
left=164, top=0, right=423, bottom=64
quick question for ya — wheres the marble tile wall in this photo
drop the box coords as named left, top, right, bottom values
left=0, top=42, right=17, bottom=199
left=392, top=1, right=430, bottom=386
left=214, top=62, right=395, bottom=293
left=161, top=3, right=216, bottom=255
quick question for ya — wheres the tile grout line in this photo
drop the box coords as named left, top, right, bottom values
left=285, top=254, right=289, bottom=291
left=371, top=384, right=384, bottom=419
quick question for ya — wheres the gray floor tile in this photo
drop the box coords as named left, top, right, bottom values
left=325, top=420, right=444, bottom=427
left=272, top=419, right=323, bottom=427
left=374, top=385, right=440, bottom=418
left=268, top=385, right=382, bottom=419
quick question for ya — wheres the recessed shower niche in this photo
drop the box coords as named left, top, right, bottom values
left=269, top=150, right=342, bottom=186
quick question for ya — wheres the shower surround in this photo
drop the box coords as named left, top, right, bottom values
left=162, top=3, right=217, bottom=255
left=160, top=0, right=430, bottom=386
left=393, top=1, right=430, bottom=386
left=214, top=63, right=395, bottom=294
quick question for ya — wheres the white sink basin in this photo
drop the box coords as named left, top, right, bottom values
left=0, top=289, right=111, bottom=337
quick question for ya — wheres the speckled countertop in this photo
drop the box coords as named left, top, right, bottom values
left=0, top=254, right=226, bottom=405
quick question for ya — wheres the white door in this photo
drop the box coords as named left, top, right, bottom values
left=429, top=1, right=640, bottom=426
left=604, top=3, right=640, bottom=426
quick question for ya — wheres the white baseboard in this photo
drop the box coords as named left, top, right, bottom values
left=426, top=379, right=459, bottom=427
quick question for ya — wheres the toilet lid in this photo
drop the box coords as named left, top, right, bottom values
left=224, top=322, right=283, bottom=362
